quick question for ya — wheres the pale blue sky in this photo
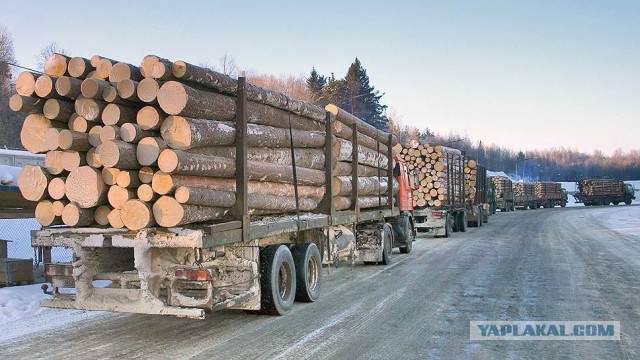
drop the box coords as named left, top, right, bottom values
left=1, top=1, right=638, bottom=154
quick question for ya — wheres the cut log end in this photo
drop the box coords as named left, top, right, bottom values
left=171, top=60, right=187, bottom=78
left=65, top=166, right=106, bottom=208
left=121, top=200, right=155, bottom=230
left=137, top=78, right=161, bottom=103
left=47, top=177, right=66, bottom=200
left=157, top=149, right=179, bottom=173
left=44, top=53, right=69, bottom=77
left=17, top=165, right=52, bottom=202
left=94, top=205, right=112, bottom=226
left=36, top=200, right=62, bottom=226
left=136, top=106, right=164, bottom=130
left=156, top=81, right=188, bottom=115
left=62, top=203, right=94, bottom=227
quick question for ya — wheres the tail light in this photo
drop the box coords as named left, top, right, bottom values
left=175, top=269, right=212, bottom=281
left=433, top=212, right=440, bottom=217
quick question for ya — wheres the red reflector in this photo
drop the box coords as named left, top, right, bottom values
left=433, top=212, right=440, bottom=217
left=175, top=269, right=212, bottom=281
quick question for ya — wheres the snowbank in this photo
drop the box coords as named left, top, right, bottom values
left=0, top=165, right=22, bottom=186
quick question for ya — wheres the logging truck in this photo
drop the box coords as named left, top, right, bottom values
left=491, top=176, right=514, bottom=212
left=513, top=182, right=536, bottom=210
left=534, top=181, right=567, bottom=208
left=574, top=178, right=635, bottom=206
left=18, top=53, right=418, bottom=318
left=466, top=163, right=490, bottom=226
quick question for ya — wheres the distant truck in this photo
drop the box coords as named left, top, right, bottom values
left=490, top=176, right=514, bottom=212
left=466, top=162, right=490, bottom=226
left=534, top=182, right=567, bottom=208
left=574, top=178, right=635, bottom=206
left=513, top=182, right=536, bottom=210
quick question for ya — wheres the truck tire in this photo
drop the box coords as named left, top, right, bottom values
left=444, top=214, right=452, bottom=238
left=458, top=212, right=468, bottom=232
left=291, top=243, right=322, bottom=302
left=259, top=244, right=296, bottom=315
left=478, top=209, right=483, bottom=227
left=381, top=224, right=393, bottom=265
left=398, top=217, right=414, bottom=254
left=561, top=201, right=566, bottom=207
left=625, top=197, right=632, bottom=205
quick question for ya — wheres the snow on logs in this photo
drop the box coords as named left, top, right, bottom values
left=14, top=52, right=396, bottom=229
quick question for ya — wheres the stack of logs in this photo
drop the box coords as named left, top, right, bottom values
left=398, top=140, right=464, bottom=208
left=513, top=182, right=535, bottom=199
left=492, top=176, right=513, bottom=199
left=464, top=159, right=477, bottom=203
left=14, top=53, right=393, bottom=230
left=534, top=181, right=563, bottom=198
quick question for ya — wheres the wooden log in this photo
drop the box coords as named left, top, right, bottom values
left=332, top=176, right=389, bottom=197
left=136, top=105, right=166, bottom=130
left=34, top=75, right=59, bottom=99
left=16, top=71, right=39, bottom=96
left=116, top=170, right=141, bottom=188
left=102, top=103, right=137, bottom=126
left=333, top=196, right=388, bottom=211
left=137, top=78, right=162, bottom=103
left=21, top=114, right=65, bottom=153
left=152, top=196, right=227, bottom=227
left=44, top=53, right=70, bottom=77
left=86, top=147, right=102, bottom=168
left=81, top=78, right=112, bottom=99
left=9, top=94, right=44, bottom=113
left=116, top=79, right=142, bottom=103
left=333, top=138, right=388, bottom=169
left=108, top=185, right=135, bottom=209
left=88, top=125, right=103, bottom=147
left=136, top=137, right=167, bottom=166
left=139, top=167, right=155, bottom=184
left=109, top=62, right=143, bottom=83
left=95, top=58, right=115, bottom=79
left=74, top=97, right=107, bottom=121
left=151, top=61, right=175, bottom=81
left=107, top=208, right=124, bottom=228
left=120, top=123, right=156, bottom=143
left=101, top=86, right=118, bottom=103
left=68, top=113, right=90, bottom=133
left=91, top=55, right=114, bottom=68
left=158, top=149, right=325, bottom=186
left=151, top=172, right=325, bottom=198
left=190, top=146, right=326, bottom=170
left=44, top=151, right=66, bottom=175
left=44, top=128, right=62, bottom=151
left=137, top=184, right=158, bottom=202
left=140, top=55, right=170, bottom=78
left=101, top=168, right=121, bottom=185
left=47, top=177, right=66, bottom=200
left=94, top=205, right=112, bottom=226
left=61, top=150, right=87, bottom=171
left=160, top=116, right=325, bottom=150
left=98, top=140, right=139, bottom=169
left=157, top=81, right=323, bottom=132
left=325, top=104, right=396, bottom=145
left=333, top=161, right=382, bottom=177
left=121, top=200, right=155, bottom=230
left=332, top=118, right=389, bottom=153
left=171, top=60, right=326, bottom=122
left=174, top=186, right=236, bottom=207
left=43, top=98, right=74, bottom=121
left=65, top=166, right=107, bottom=208
left=62, top=202, right=94, bottom=226
left=35, top=200, right=63, bottom=226
left=58, top=130, right=91, bottom=151
left=100, top=125, right=121, bottom=142
left=52, top=200, right=68, bottom=217
left=17, top=165, right=53, bottom=201
left=68, top=57, right=93, bottom=78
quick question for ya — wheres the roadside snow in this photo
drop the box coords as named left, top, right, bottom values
left=0, top=165, right=22, bottom=186
left=0, top=283, right=114, bottom=343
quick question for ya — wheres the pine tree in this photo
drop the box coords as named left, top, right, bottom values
left=306, top=67, right=327, bottom=105
left=343, top=58, right=388, bottom=131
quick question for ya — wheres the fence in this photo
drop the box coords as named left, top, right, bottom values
left=0, top=218, right=72, bottom=264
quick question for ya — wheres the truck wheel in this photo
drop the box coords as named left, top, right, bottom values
left=491, top=204, right=496, bottom=215
left=381, top=224, right=393, bottom=265
left=625, top=198, right=632, bottom=205
left=444, top=214, right=452, bottom=238
left=478, top=209, right=483, bottom=227
left=510, top=202, right=515, bottom=211
left=291, top=243, right=322, bottom=302
left=259, top=244, right=296, bottom=315
left=399, top=218, right=414, bottom=254
left=561, top=201, right=566, bottom=208
left=459, top=212, right=468, bottom=232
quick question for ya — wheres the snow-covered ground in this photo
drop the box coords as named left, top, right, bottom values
left=0, top=165, right=22, bottom=186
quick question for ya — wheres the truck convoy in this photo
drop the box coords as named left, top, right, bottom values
left=490, top=176, right=514, bottom=212
left=13, top=53, right=421, bottom=319
left=534, top=182, right=567, bottom=208
left=513, top=182, right=536, bottom=210
left=574, top=178, right=635, bottom=206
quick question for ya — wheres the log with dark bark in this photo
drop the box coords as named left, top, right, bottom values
left=43, top=98, right=74, bottom=121
left=62, top=202, right=95, bottom=226
left=17, top=165, right=53, bottom=201
left=55, top=76, right=83, bottom=99
left=94, top=205, right=112, bottom=226
left=137, top=184, right=159, bottom=202
left=332, top=176, right=389, bottom=197
left=107, top=208, right=124, bottom=228
left=102, top=103, right=137, bottom=126
left=333, top=138, right=388, bottom=169
left=99, top=125, right=120, bottom=142
left=136, top=137, right=167, bottom=166
left=86, top=147, right=102, bottom=168
left=332, top=118, right=389, bottom=153
left=101, top=168, right=120, bottom=186
left=138, top=167, right=155, bottom=184
left=98, top=140, right=139, bottom=169
left=65, top=166, right=107, bottom=208
left=120, top=123, right=156, bottom=143
left=153, top=195, right=227, bottom=227
left=333, top=196, right=388, bottom=211
left=68, top=57, right=93, bottom=78
left=16, top=71, right=39, bottom=96
left=174, top=186, right=236, bottom=207
left=9, top=94, right=45, bottom=114
left=44, top=53, right=71, bottom=77
left=187, top=146, right=326, bottom=170
left=140, top=55, right=171, bottom=78
left=109, top=62, right=143, bottom=83
left=325, top=104, right=396, bottom=145
left=58, top=130, right=91, bottom=151
left=334, top=161, right=386, bottom=177
left=36, top=200, right=63, bottom=226
left=74, top=97, right=107, bottom=121
left=116, top=170, right=141, bottom=188
left=34, top=75, right=60, bottom=99
left=95, top=58, right=115, bottom=79
left=116, top=79, right=142, bottom=103
left=108, top=185, right=135, bottom=209
left=81, top=78, right=112, bottom=99
left=88, top=125, right=103, bottom=147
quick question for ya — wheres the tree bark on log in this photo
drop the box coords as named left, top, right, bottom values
left=158, top=149, right=325, bottom=186
left=333, top=119, right=389, bottom=153
left=21, top=114, right=66, bottom=153
left=100, top=125, right=121, bottom=142
left=121, top=200, right=156, bottom=230
left=34, top=75, right=60, bottom=99
left=68, top=113, right=91, bottom=133
left=68, top=57, right=93, bottom=79
left=136, top=105, right=166, bottom=130
left=16, top=71, right=39, bottom=96
left=36, top=200, right=63, bottom=226
left=58, top=130, right=91, bottom=151
left=95, top=58, right=115, bottom=79
left=88, top=125, right=103, bottom=147
left=151, top=172, right=325, bottom=198
left=81, top=78, right=112, bottom=99
left=153, top=195, right=228, bottom=227
left=140, top=55, right=171, bottom=78
left=171, top=60, right=326, bottom=122
left=333, top=138, right=388, bottom=169
left=116, top=170, right=141, bottom=188
left=94, top=205, right=112, bottom=226
left=74, top=97, right=107, bottom=121
left=159, top=116, right=325, bottom=150
left=109, top=62, right=143, bottom=83
left=174, top=186, right=236, bottom=207
left=43, top=99, right=74, bottom=121
left=101, top=168, right=121, bottom=186
left=151, top=61, right=175, bottom=81
left=136, top=137, right=167, bottom=166
left=99, top=140, right=139, bottom=169
left=188, top=146, right=326, bottom=170
left=65, top=166, right=107, bottom=208
left=333, top=196, right=388, bottom=211
left=9, top=94, right=45, bottom=113
left=138, top=167, right=155, bottom=184
left=44, top=53, right=70, bottom=77
left=333, top=161, right=384, bottom=177
left=18, top=165, right=53, bottom=201
left=108, top=185, right=135, bottom=209
left=325, top=104, right=397, bottom=146
left=62, top=202, right=95, bottom=226
left=120, top=123, right=156, bottom=143
left=157, top=81, right=323, bottom=131
left=102, top=103, right=137, bottom=126
left=116, top=79, right=143, bottom=103
left=332, top=176, right=389, bottom=197
left=86, top=147, right=102, bottom=168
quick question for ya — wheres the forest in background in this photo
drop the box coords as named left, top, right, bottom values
left=1, top=23, right=638, bottom=181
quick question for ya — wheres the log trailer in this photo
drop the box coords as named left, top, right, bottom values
left=574, top=178, right=635, bottom=206
left=466, top=163, right=489, bottom=226
left=31, top=86, right=416, bottom=319
left=513, top=182, right=536, bottom=210
left=534, top=182, right=567, bottom=208
left=491, top=176, right=514, bottom=212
